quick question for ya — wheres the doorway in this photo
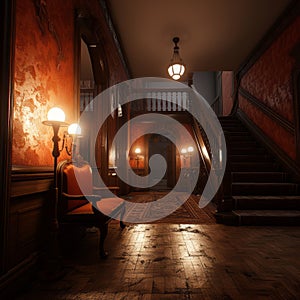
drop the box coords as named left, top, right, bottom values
left=147, top=134, right=176, bottom=191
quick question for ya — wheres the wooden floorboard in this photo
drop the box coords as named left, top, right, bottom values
left=15, top=222, right=300, bottom=299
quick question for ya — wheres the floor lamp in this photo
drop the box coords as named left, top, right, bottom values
left=42, top=107, right=69, bottom=279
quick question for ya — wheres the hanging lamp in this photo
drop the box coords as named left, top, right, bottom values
left=168, top=37, right=185, bottom=80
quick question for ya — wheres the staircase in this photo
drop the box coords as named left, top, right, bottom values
left=216, top=116, right=300, bottom=225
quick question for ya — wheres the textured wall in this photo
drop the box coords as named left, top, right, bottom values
left=13, top=0, right=128, bottom=167
left=13, top=0, right=75, bottom=166
left=222, top=71, right=234, bottom=116
left=241, top=16, right=300, bottom=124
left=239, top=15, right=300, bottom=160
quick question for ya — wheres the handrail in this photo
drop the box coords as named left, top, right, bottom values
left=192, top=117, right=211, bottom=176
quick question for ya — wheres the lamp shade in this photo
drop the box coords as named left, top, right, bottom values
left=187, top=146, right=194, bottom=153
left=134, top=147, right=141, bottom=154
left=68, top=123, right=82, bottom=135
left=47, top=107, right=66, bottom=122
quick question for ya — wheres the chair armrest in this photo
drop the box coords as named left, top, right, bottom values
left=62, top=192, right=102, bottom=203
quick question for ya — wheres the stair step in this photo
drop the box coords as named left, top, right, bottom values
left=230, top=155, right=273, bottom=163
left=225, top=135, right=255, bottom=142
left=233, top=196, right=300, bottom=210
left=232, top=182, right=298, bottom=196
left=231, top=162, right=280, bottom=172
left=224, top=131, right=251, bottom=137
left=232, top=172, right=288, bottom=183
left=223, top=127, right=248, bottom=132
left=230, top=147, right=266, bottom=155
left=232, top=210, right=300, bottom=226
left=228, top=141, right=258, bottom=149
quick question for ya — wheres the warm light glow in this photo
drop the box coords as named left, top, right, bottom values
left=168, top=37, right=185, bottom=80
left=68, top=123, right=82, bottom=135
left=168, top=64, right=185, bottom=80
left=134, top=147, right=141, bottom=154
left=47, top=107, right=65, bottom=122
left=187, top=146, right=194, bottom=153
left=181, top=148, right=187, bottom=154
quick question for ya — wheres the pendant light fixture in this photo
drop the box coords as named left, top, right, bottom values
left=168, top=37, right=185, bottom=80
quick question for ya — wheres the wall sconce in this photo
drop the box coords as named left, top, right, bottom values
left=64, top=123, right=82, bottom=156
left=168, top=37, right=185, bottom=80
left=181, top=146, right=194, bottom=167
left=134, top=147, right=141, bottom=169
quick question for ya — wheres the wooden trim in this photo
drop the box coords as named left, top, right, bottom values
left=0, top=252, right=39, bottom=299
left=99, top=0, right=131, bottom=78
left=236, top=108, right=300, bottom=180
left=237, top=0, right=300, bottom=77
left=11, top=166, right=53, bottom=198
left=239, top=86, right=295, bottom=134
left=292, top=69, right=300, bottom=164
left=0, top=0, right=15, bottom=275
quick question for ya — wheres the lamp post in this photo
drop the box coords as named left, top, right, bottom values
left=42, top=107, right=82, bottom=279
left=42, top=107, right=68, bottom=279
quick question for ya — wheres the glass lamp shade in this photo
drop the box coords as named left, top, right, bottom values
left=187, top=146, right=194, bottom=153
left=134, top=147, right=141, bottom=154
left=68, top=123, right=82, bottom=135
left=43, top=107, right=68, bottom=127
left=47, top=107, right=65, bottom=122
left=181, top=148, right=187, bottom=154
left=168, top=63, right=185, bottom=80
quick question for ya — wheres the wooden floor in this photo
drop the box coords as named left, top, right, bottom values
left=16, top=222, right=300, bottom=299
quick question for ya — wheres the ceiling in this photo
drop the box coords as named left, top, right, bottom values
left=106, top=0, right=291, bottom=81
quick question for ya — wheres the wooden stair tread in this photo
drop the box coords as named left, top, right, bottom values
left=233, top=210, right=300, bottom=217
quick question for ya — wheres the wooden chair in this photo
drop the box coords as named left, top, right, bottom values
left=57, top=159, right=125, bottom=258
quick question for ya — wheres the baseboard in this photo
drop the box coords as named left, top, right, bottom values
left=236, top=108, right=300, bottom=181
left=0, top=252, right=39, bottom=298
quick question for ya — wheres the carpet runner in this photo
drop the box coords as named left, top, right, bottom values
left=122, top=191, right=215, bottom=224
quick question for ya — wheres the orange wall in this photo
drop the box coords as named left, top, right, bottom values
left=239, top=15, right=300, bottom=161
left=13, top=0, right=128, bottom=167
left=222, top=71, right=234, bottom=116
left=13, top=0, right=75, bottom=166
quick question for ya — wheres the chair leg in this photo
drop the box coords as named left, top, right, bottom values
left=99, top=223, right=108, bottom=258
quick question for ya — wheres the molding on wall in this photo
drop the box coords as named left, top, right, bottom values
left=237, top=0, right=300, bottom=77
left=236, top=108, right=300, bottom=180
left=99, top=0, right=131, bottom=79
left=0, top=252, right=39, bottom=298
left=239, top=86, right=295, bottom=134
left=11, top=166, right=53, bottom=197
left=292, top=69, right=300, bottom=164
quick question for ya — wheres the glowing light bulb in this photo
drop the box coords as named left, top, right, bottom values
left=47, top=107, right=65, bottom=122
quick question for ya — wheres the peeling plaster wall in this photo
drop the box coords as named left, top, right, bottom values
left=239, top=15, right=300, bottom=160
left=222, top=71, right=234, bottom=116
left=240, top=16, right=300, bottom=124
left=13, top=0, right=74, bottom=166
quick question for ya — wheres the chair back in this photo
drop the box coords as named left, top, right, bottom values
left=57, top=159, right=93, bottom=216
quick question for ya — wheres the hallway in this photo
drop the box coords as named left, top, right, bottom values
left=16, top=222, right=300, bottom=299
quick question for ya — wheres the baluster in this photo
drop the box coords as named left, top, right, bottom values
left=152, top=93, right=156, bottom=111
left=182, top=92, right=187, bottom=110
left=167, top=92, right=172, bottom=111
left=147, top=98, right=151, bottom=112
left=157, top=92, right=161, bottom=111
left=172, top=92, right=177, bottom=111
left=162, top=92, right=166, bottom=111
left=177, top=91, right=182, bottom=111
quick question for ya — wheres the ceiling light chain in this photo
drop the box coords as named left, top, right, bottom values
left=168, top=37, right=185, bottom=80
